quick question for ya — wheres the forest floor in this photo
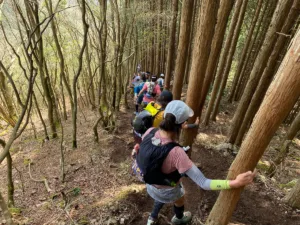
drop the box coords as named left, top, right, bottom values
left=0, top=96, right=300, bottom=225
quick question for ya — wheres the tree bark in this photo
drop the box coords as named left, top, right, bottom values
left=203, top=0, right=245, bottom=125
left=228, top=0, right=264, bottom=103
left=210, top=0, right=249, bottom=121
left=165, top=0, right=178, bottom=90
left=72, top=0, right=89, bottom=148
left=228, top=0, right=293, bottom=144
left=172, top=0, right=194, bottom=100
left=0, top=191, right=14, bottom=225
left=198, top=0, right=235, bottom=116
left=206, top=26, right=300, bottom=225
left=181, top=0, right=220, bottom=153
left=233, top=0, right=273, bottom=102
left=30, top=1, right=57, bottom=138
left=155, top=0, right=163, bottom=76
left=235, top=0, right=300, bottom=146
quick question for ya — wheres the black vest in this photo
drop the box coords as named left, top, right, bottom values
left=136, top=129, right=182, bottom=186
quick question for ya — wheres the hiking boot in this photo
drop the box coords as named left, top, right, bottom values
left=171, top=211, right=192, bottom=224
left=147, top=216, right=158, bottom=225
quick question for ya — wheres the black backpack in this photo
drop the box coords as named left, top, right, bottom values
left=136, top=129, right=182, bottom=186
left=132, top=103, right=163, bottom=134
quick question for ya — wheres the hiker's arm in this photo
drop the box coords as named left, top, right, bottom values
left=182, top=117, right=200, bottom=129
left=138, top=84, right=147, bottom=97
left=185, top=164, right=255, bottom=190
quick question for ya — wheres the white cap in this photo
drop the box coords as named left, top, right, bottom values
left=164, top=100, right=194, bottom=124
left=160, top=73, right=165, bottom=77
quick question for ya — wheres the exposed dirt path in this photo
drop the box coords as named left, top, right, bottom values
left=0, top=103, right=299, bottom=225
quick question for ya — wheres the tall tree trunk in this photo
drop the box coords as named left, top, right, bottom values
left=72, top=0, right=89, bottom=148
left=0, top=139, right=14, bottom=207
left=181, top=0, right=220, bottom=154
left=203, top=0, right=245, bottom=125
left=228, top=0, right=293, bottom=144
left=31, top=1, right=57, bottom=138
left=228, top=0, right=264, bottom=103
left=235, top=0, right=300, bottom=146
left=284, top=179, right=300, bottom=208
left=206, top=26, right=300, bottom=225
left=0, top=71, right=16, bottom=126
left=165, top=0, right=178, bottom=90
left=183, top=0, right=198, bottom=85
left=45, top=0, right=71, bottom=121
left=210, top=0, right=249, bottom=121
left=233, top=0, right=271, bottom=102
left=172, top=0, right=194, bottom=100
left=0, top=191, right=14, bottom=225
left=155, top=0, right=163, bottom=75
left=85, top=42, right=96, bottom=110
left=198, top=0, right=235, bottom=116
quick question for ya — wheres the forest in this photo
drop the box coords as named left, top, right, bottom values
left=0, top=0, right=300, bottom=224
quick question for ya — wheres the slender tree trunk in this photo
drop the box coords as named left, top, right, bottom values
left=183, top=0, right=198, bottom=85
left=234, top=0, right=277, bottom=101
left=165, top=0, right=178, bottom=90
left=33, top=93, right=49, bottom=140
left=0, top=191, right=14, bottom=225
left=85, top=42, right=96, bottom=110
left=235, top=0, right=300, bottom=146
left=206, top=27, right=300, bottom=225
left=203, top=0, right=245, bottom=125
left=31, top=2, right=57, bottom=139
left=181, top=0, right=220, bottom=154
left=172, top=0, right=194, bottom=100
left=284, top=179, right=300, bottom=208
left=228, top=0, right=293, bottom=144
left=7, top=152, right=14, bottom=207
left=198, top=0, right=235, bottom=116
left=72, top=0, right=89, bottom=148
left=211, top=0, right=249, bottom=121
left=228, top=0, right=263, bottom=102
left=155, top=0, right=163, bottom=75
left=0, top=71, right=16, bottom=126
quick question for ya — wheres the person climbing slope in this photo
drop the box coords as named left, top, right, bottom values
left=134, top=74, right=147, bottom=114
left=157, top=73, right=164, bottom=91
left=133, top=100, right=256, bottom=225
left=137, top=75, right=161, bottom=107
left=132, top=91, right=200, bottom=144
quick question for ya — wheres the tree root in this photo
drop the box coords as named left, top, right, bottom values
left=28, top=162, right=52, bottom=193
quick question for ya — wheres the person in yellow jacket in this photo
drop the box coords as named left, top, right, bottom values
left=146, top=90, right=199, bottom=128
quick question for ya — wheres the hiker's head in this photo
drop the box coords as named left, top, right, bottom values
left=160, top=100, right=194, bottom=136
left=151, top=75, right=157, bottom=82
left=160, top=73, right=164, bottom=78
left=157, top=90, right=173, bottom=108
left=141, top=74, right=147, bottom=82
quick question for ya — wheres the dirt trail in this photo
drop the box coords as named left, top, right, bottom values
left=0, top=104, right=299, bottom=225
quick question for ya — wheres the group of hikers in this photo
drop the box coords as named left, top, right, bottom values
left=129, top=70, right=256, bottom=225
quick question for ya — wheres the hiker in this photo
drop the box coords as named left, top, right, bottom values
left=133, top=100, right=256, bottom=225
left=134, top=74, right=147, bottom=114
left=133, top=91, right=200, bottom=144
left=157, top=74, right=164, bottom=91
left=137, top=75, right=161, bottom=108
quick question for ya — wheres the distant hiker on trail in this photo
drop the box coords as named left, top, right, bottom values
left=137, top=75, right=161, bottom=107
left=157, top=74, right=164, bottom=91
left=132, top=100, right=256, bottom=225
left=132, top=92, right=200, bottom=144
left=134, top=74, right=147, bottom=114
